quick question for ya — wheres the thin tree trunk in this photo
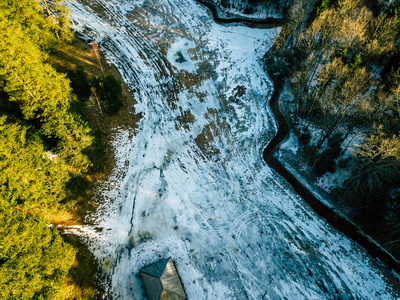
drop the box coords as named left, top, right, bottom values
left=91, top=87, right=103, bottom=115
left=316, top=113, right=343, bottom=149
left=0, top=52, right=41, bottom=103
left=42, top=0, right=60, bottom=39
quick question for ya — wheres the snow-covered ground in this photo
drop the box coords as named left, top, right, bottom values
left=66, top=0, right=399, bottom=299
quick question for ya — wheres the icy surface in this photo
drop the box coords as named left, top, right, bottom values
left=67, top=0, right=398, bottom=299
left=208, top=0, right=283, bottom=19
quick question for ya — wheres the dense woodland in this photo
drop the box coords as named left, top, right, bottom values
left=266, top=0, right=400, bottom=256
left=0, top=0, right=123, bottom=298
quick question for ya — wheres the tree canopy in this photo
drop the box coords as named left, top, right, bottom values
left=0, top=0, right=95, bottom=297
left=0, top=204, right=76, bottom=299
left=0, top=12, right=92, bottom=172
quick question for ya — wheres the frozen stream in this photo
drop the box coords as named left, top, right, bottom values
left=67, top=0, right=399, bottom=299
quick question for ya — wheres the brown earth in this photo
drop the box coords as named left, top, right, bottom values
left=46, top=36, right=140, bottom=299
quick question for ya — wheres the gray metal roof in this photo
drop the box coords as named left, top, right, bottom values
left=140, top=258, right=187, bottom=300
left=141, top=273, right=163, bottom=300
left=141, top=258, right=170, bottom=278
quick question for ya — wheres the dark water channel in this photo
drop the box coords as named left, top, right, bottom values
left=263, top=74, right=400, bottom=275
left=197, top=0, right=284, bottom=27
left=198, top=0, right=400, bottom=275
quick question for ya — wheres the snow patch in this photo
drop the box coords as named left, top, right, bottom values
left=167, top=38, right=198, bottom=72
left=315, top=169, right=351, bottom=193
left=279, top=131, right=298, bottom=155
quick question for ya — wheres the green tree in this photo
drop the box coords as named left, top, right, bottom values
left=0, top=14, right=93, bottom=171
left=0, top=0, right=98, bottom=297
left=0, top=117, right=70, bottom=208
left=93, top=75, right=123, bottom=115
left=0, top=204, right=76, bottom=299
left=316, top=0, right=330, bottom=16
left=0, top=0, right=72, bottom=50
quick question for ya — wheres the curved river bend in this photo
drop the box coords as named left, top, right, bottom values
left=197, top=0, right=400, bottom=276
left=67, top=0, right=399, bottom=299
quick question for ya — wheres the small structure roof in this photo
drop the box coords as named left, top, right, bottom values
left=140, top=258, right=187, bottom=300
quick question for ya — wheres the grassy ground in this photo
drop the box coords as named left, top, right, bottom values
left=60, top=234, right=102, bottom=300
left=46, top=36, right=139, bottom=299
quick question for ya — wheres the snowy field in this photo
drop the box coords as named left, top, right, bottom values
left=66, top=0, right=399, bottom=298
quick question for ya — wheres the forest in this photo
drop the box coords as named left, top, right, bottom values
left=266, top=0, right=400, bottom=257
left=0, top=0, right=123, bottom=298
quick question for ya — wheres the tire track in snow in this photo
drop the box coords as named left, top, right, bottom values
left=68, top=0, right=400, bottom=299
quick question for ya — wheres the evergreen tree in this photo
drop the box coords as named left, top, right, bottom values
left=93, top=74, right=123, bottom=115
left=0, top=0, right=97, bottom=297
left=0, top=204, right=76, bottom=299
left=0, top=0, right=72, bottom=50
left=0, top=117, right=70, bottom=208
left=0, top=13, right=93, bottom=171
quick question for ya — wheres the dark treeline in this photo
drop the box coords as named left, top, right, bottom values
left=0, top=0, right=122, bottom=298
left=266, top=0, right=400, bottom=256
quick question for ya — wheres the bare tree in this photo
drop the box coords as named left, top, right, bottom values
left=91, top=42, right=104, bottom=75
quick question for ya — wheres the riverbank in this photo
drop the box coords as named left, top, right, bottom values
left=196, top=0, right=284, bottom=27
left=262, top=66, right=400, bottom=275
left=259, top=0, right=400, bottom=279
left=197, top=0, right=400, bottom=275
